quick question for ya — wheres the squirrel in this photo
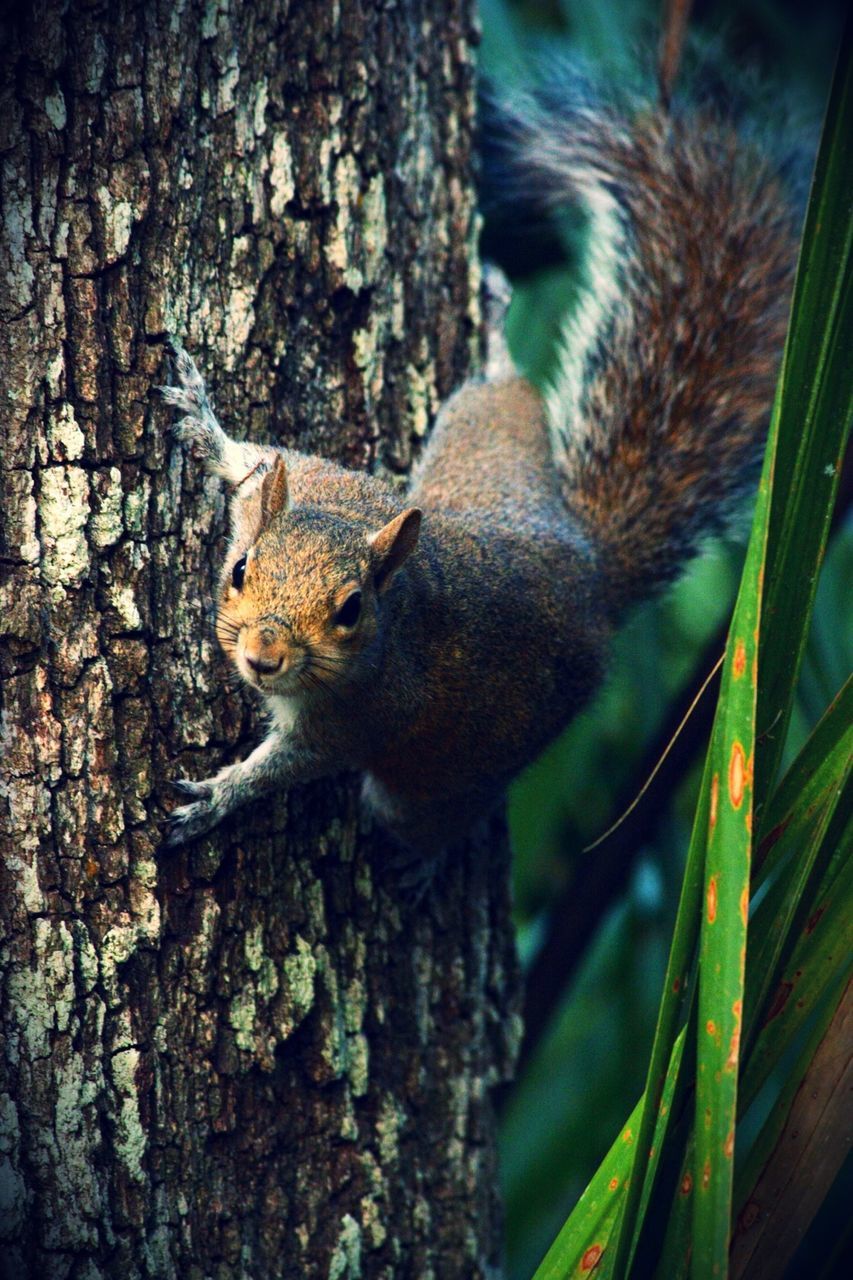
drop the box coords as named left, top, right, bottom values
left=158, top=78, right=796, bottom=869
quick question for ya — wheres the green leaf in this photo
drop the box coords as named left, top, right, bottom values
left=649, top=799, right=851, bottom=1280
left=652, top=1133, right=697, bottom=1280
left=740, top=809, right=853, bottom=1112
left=690, top=28, right=853, bottom=1271
left=744, top=678, right=853, bottom=1048
left=605, top=756, right=708, bottom=1278
left=732, top=969, right=851, bottom=1242
left=753, top=675, right=853, bottom=894
left=531, top=1025, right=690, bottom=1280
left=731, top=979, right=853, bottom=1278
left=754, top=19, right=853, bottom=800
left=530, top=1099, right=640, bottom=1280
left=645, top=723, right=852, bottom=1280
left=691, top=416, right=767, bottom=1278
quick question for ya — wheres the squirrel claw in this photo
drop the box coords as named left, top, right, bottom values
left=162, top=802, right=216, bottom=848
left=163, top=778, right=221, bottom=847
left=171, top=777, right=213, bottom=800
left=162, top=816, right=190, bottom=849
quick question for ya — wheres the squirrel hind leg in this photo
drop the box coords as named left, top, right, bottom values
left=362, top=775, right=500, bottom=903
left=384, top=837, right=449, bottom=907
left=362, top=775, right=446, bottom=895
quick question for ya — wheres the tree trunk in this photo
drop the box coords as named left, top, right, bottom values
left=0, top=3, right=520, bottom=1277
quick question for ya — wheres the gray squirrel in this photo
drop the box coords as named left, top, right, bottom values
left=158, top=81, right=795, bottom=864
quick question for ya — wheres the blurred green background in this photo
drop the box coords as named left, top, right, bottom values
left=475, top=3, right=852, bottom=1275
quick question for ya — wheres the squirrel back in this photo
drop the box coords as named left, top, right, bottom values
left=502, top=84, right=798, bottom=617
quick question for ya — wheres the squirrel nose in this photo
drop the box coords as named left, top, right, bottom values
left=246, top=652, right=283, bottom=675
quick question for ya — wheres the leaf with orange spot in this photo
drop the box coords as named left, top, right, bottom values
left=693, top=326, right=762, bottom=1272
left=581, top=1244, right=603, bottom=1272
left=732, top=640, right=747, bottom=679
left=530, top=1027, right=689, bottom=1280
left=742, top=836, right=852, bottom=1113
left=725, top=1001, right=742, bottom=1073
left=740, top=886, right=749, bottom=927
left=709, top=773, right=719, bottom=834
left=743, top=678, right=852, bottom=1071
left=728, top=742, right=746, bottom=809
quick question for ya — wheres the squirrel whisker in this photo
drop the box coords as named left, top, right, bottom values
left=300, top=666, right=351, bottom=709
left=308, top=656, right=349, bottom=676
left=215, top=617, right=241, bottom=638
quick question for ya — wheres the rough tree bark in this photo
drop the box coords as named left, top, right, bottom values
left=0, top=3, right=520, bottom=1277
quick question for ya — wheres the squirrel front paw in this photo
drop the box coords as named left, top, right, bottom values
left=163, top=777, right=224, bottom=847
left=154, top=338, right=229, bottom=468
left=155, top=338, right=207, bottom=421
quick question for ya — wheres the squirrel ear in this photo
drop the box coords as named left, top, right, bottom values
left=260, top=455, right=289, bottom=526
left=369, top=507, right=421, bottom=592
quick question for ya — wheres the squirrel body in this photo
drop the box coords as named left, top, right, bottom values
left=160, top=83, right=796, bottom=861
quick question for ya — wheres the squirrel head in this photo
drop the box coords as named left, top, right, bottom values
left=216, top=457, right=421, bottom=698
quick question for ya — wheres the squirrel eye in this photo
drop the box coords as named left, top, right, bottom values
left=334, top=590, right=362, bottom=628
left=232, top=554, right=247, bottom=590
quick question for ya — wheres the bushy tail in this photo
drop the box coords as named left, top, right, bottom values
left=505, top=81, right=798, bottom=616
